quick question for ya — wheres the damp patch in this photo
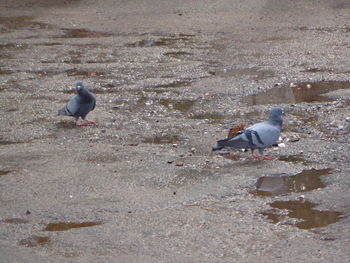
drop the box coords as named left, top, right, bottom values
left=261, top=200, right=344, bottom=230
left=126, top=36, right=194, bottom=48
left=0, top=16, right=53, bottom=30
left=0, top=170, right=12, bottom=176
left=142, top=134, right=179, bottom=144
left=190, top=112, right=225, bottom=120
left=242, top=81, right=350, bottom=105
left=18, top=235, right=50, bottom=247
left=60, top=28, right=112, bottom=38
left=44, top=221, right=102, bottom=231
left=164, top=51, right=193, bottom=59
left=209, top=67, right=275, bottom=80
left=1, top=218, right=29, bottom=224
left=159, top=99, right=195, bottom=112
left=151, top=80, right=191, bottom=89
left=252, top=168, right=331, bottom=196
left=277, top=154, right=310, bottom=165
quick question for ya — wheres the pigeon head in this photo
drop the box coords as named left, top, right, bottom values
left=268, top=107, right=283, bottom=126
left=76, top=81, right=84, bottom=92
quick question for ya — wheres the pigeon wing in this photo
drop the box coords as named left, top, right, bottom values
left=58, top=95, right=81, bottom=116
left=216, top=133, right=250, bottom=149
left=249, top=122, right=280, bottom=147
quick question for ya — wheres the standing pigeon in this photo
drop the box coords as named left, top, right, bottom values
left=212, top=107, right=283, bottom=160
left=58, top=81, right=96, bottom=126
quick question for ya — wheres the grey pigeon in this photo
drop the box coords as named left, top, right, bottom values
left=58, top=81, right=96, bottom=126
left=212, top=107, right=283, bottom=160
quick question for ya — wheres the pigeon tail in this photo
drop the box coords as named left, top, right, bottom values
left=58, top=108, right=68, bottom=116
left=212, top=144, right=224, bottom=151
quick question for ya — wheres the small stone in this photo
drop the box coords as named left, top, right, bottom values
left=345, top=117, right=350, bottom=122
left=25, top=210, right=31, bottom=215
left=167, top=160, right=174, bottom=164
left=289, top=136, right=300, bottom=142
left=306, top=84, right=312, bottom=88
left=278, top=143, right=286, bottom=147
left=100, top=129, right=106, bottom=133
left=175, top=162, right=184, bottom=167
left=290, top=82, right=297, bottom=88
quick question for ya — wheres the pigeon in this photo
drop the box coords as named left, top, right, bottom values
left=212, top=107, right=283, bottom=160
left=58, top=81, right=96, bottom=126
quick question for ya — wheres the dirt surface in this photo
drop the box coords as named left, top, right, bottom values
left=1, top=0, right=350, bottom=262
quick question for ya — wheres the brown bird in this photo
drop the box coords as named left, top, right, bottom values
left=227, top=122, right=244, bottom=138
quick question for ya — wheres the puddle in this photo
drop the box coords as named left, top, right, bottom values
left=277, top=154, right=310, bottom=164
left=209, top=67, right=274, bottom=80
left=253, top=168, right=331, bottom=196
left=1, top=218, right=29, bottom=224
left=159, top=99, right=195, bottom=112
left=142, top=134, right=179, bottom=144
left=164, top=51, right=193, bottom=59
left=61, top=28, right=112, bottom=38
left=44, top=221, right=102, bottom=231
left=242, top=81, right=350, bottom=105
left=18, top=235, right=50, bottom=247
left=261, top=200, right=344, bottom=229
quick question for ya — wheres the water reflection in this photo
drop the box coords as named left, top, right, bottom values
left=242, top=81, right=350, bottom=105
left=253, top=168, right=331, bottom=196
left=262, top=200, right=344, bottom=229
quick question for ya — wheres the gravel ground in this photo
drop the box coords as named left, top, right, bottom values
left=0, top=0, right=350, bottom=262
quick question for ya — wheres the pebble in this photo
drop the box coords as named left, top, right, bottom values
left=345, top=117, right=350, bottom=122
left=175, top=162, right=184, bottom=167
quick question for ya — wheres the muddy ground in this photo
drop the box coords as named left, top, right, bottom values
left=0, top=0, right=350, bottom=262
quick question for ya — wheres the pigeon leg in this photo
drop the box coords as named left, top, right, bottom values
left=251, top=154, right=273, bottom=160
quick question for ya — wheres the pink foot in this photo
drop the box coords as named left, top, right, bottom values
left=85, top=120, right=96, bottom=125
left=76, top=121, right=88, bottom=126
left=251, top=154, right=273, bottom=160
